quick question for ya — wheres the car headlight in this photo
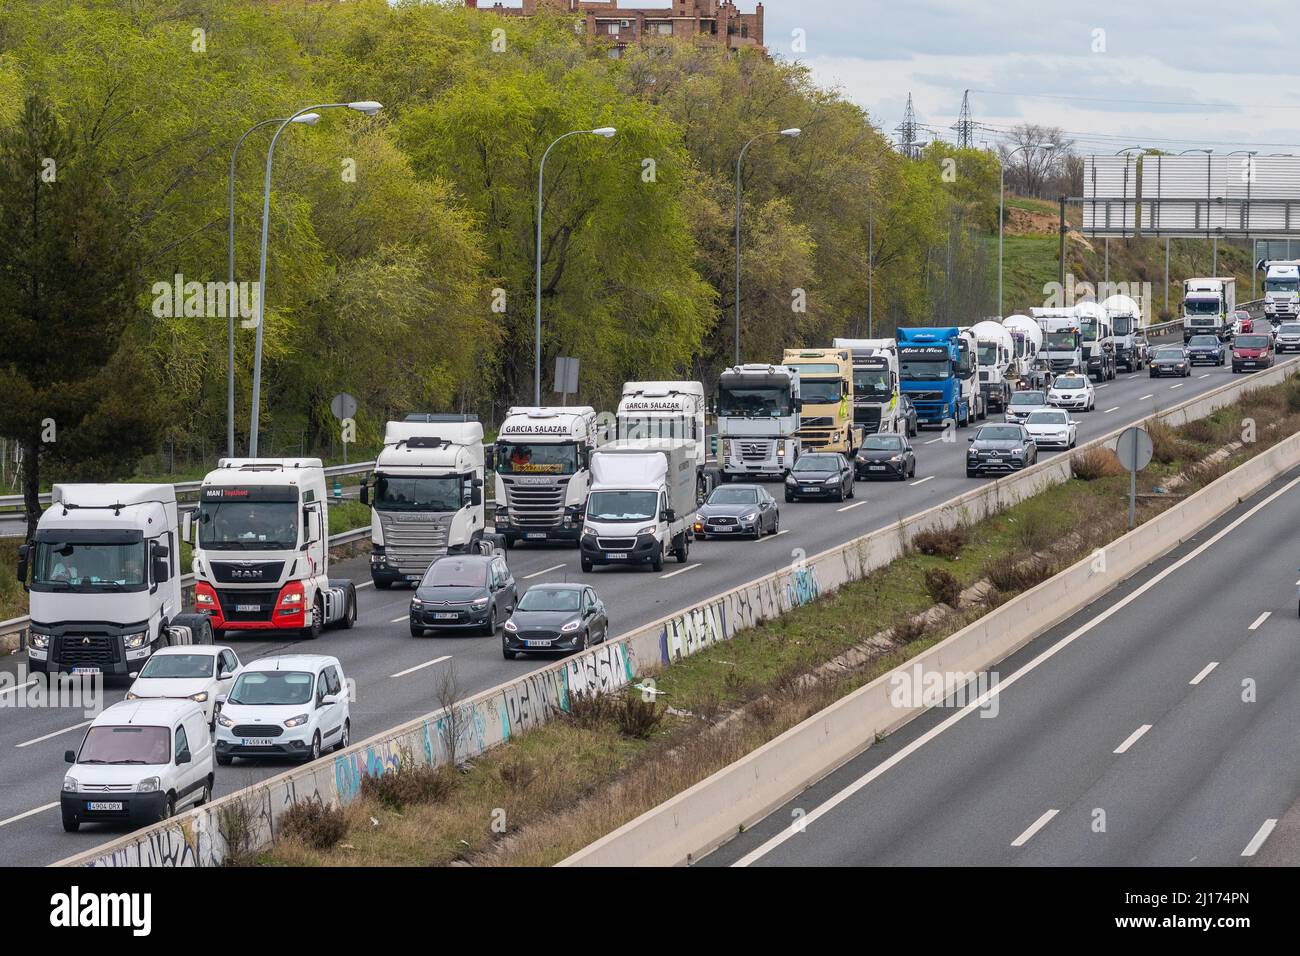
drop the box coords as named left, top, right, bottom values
left=635, top=526, right=656, bottom=536
left=560, top=620, right=583, bottom=632
left=741, top=512, right=757, bottom=522
left=504, top=620, right=517, bottom=632
left=30, top=632, right=51, bottom=649
left=126, top=691, right=139, bottom=700
left=1012, top=447, right=1025, bottom=455
left=137, top=776, right=161, bottom=793
left=217, top=712, right=236, bottom=728
left=280, top=591, right=303, bottom=605
left=785, top=475, right=797, bottom=485
left=471, top=598, right=489, bottom=611
left=824, top=476, right=839, bottom=484
left=189, top=692, right=208, bottom=703
left=283, top=714, right=310, bottom=728
left=63, top=776, right=78, bottom=792
left=411, top=598, right=423, bottom=608
left=123, top=630, right=149, bottom=650
left=888, top=455, right=902, bottom=462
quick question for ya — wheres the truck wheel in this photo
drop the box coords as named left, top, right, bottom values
left=302, top=599, right=323, bottom=640
left=675, top=533, right=689, bottom=563
left=340, top=586, right=357, bottom=629
left=651, top=546, right=664, bottom=572
left=373, top=578, right=392, bottom=589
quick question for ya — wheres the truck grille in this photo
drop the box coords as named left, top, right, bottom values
left=739, top=440, right=772, bottom=461
left=215, top=588, right=280, bottom=622
left=596, top=537, right=637, bottom=550
left=231, top=725, right=283, bottom=738
left=210, top=561, right=285, bottom=584
left=1048, top=358, right=1076, bottom=371
left=503, top=479, right=567, bottom=528
left=54, top=635, right=118, bottom=667
left=800, top=416, right=833, bottom=428
left=378, top=513, right=452, bottom=575
left=854, top=407, right=882, bottom=431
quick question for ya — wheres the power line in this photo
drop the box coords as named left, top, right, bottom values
left=951, top=89, right=975, bottom=149
left=895, top=93, right=920, bottom=158
left=967, top=88, right=1272, bottom=111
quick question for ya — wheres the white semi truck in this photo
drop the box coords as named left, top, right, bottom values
left=1262, top=260, right=1300, bottom=323
left=191, top=459, right=357, bottom=637
left=968, top=321, right=1016, bottom=411
left=1102, top=293, right=1147, bottom=371
left=715, top=364, right=802, bottom=480
left=616, top=381, right=716, bottom=500
left=18, top=484, right=212, bottom=676
left=1030, top=308, right=1084, bottom=375
left=832, top=338, right=903, bottom=433
left=492, top=406, right=599, bottom=548
left=580, top=439, right=697, bottom=573
left=361, top=416, right=490, bottom=587
left=1075, top=300, right=1118, bottom=381
left=1182, top=277, right=1236, bottom=341
left=1003, top=314, right=1046, bottom=389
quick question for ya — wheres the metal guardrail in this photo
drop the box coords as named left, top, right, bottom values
left=0, top=460, right=375, bottom=511
left=0, top=525, right=375, bottom=651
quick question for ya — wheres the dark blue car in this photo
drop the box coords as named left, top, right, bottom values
left=1186, top=334, right=1225, bottom=367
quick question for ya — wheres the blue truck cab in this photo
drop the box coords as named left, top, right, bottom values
left=895, top=327, right=980, bottom=428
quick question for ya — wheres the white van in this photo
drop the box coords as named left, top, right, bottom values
left=61, top=698, right=214, bottom=832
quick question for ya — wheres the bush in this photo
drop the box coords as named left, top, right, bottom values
left=924, top=567, right=962, bottom=607
left=1071, top=447, right=1125, bottom=480
left=1146, top=419, right=1187, bottom=465
left=497, top=755, right=538, bottom=790
left=1285, top=377, right=1300, bottom=413
left=891, top=614, right=928, bottom=644
left=278, top=795, right=348, bottom=850
left=912, top=525, right=969, bottom=558
left=616, top=696, right=663, bottom=739
left=359, top=761, right=455, bottom=810
left=984, top=555, right=1054, bottom=594
left=1179, top=417, right=1221, bottom=445
left=564, top=690, right=620, bottom=728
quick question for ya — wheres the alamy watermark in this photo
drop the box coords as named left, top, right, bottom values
left=150, top=273, right=261, bottom=327
left=889, top=664, right=1000, bottom=718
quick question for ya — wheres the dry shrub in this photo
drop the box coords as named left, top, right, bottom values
left=616, top=696, right=663, bottom=739
left=984, top=555, right=1055, bottom=594
left=1071, top=447, right=1125, bottom=481
left=749, top=696, right=778, bottom=725
left=912, top=525, right=969, bottom=558
left=924, top=567, right=962, bottom=607
left=498, top=755, right=538, bottom=790
left=564, top=690, right=619, bottom=728
left=1179, top=417, right=1222, bottom=445
left=359, top=761, right=456, bottom=811
left=278, top=795, right=347, bottom=850
left=1146, top=419, right=1188, bottom=464
left=1188, top=455, right=1233, bottom=489
left=891, top=614, right=928, bottom=644
left=1013, top=509, right=1054, bottom=551
left=217, top=791, right=263, bottom=866
left=1284, top=377, right=1300, bottom=413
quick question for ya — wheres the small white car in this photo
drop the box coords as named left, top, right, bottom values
left=1276, top=322, right=1300, bottom=353
left=1022, top=409, right=1079, bottom=449
left=1046, top=374, right=1095, bottom=412
left=126, top=645, right=241, bottom=727
left=61, top=698, right=214, bottom=832
left=215, top=654, right=350, bottom=765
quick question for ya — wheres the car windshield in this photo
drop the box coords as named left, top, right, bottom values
left=227, top=670, right=314, bottom=706
left=1053, top=377, right=1086, bottom=389
left=424, top=559, right=488, bottom=587
left=1188, top=336, right=1219, bottom=346
left=794, top=455, right=840, bottom=471
left=31, top=540, right=147, bottom=591
left=707, top=487, right=758, bottom=505
left=1236, top=335, right=1269, bottom=348
left=78, top=725, right=169, bottom=765
left=372, top=475, right=464, bottom=511
left=1026, top=411, right=1068, bottom=425
left=1280, top=324, right=1300, bottom=334
left=863, top=435, right=904, bottom=450
left=1010, top=392, right=1046, bottom=406
left=586, top=490, right=658, bottom=522
left=517, top=589, right=582, bottom=612
left=1154, top=349, right=1184, bottom=359
left=977, top=426, right=1022, bottom=441
left=138, top=653, right=215, bottom=680
left=495, top=442, right=578, bottom=476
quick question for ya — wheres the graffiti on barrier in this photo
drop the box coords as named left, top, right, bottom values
left=564, top=643, right=633, bottom=700
left=502, top=667, right=567, bottom=735
left=660, top=601, right=726, bottom=663
left=334, top=724, right=432, bottom=803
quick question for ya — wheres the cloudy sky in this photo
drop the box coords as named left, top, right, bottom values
left=657, top=0, right=1300, bottom=155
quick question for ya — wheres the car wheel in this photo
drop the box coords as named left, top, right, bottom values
left=216, top=753, right=233, bottom=766
left=966, top=469, right=978, bottom=478
left=834, top=483, right=845, bottom=502
left=195, top=776, right=213, bottom=807
left=651, top=546, right=664, bottom=573
left=771, top=512, right=780, bottom=534
left=785, top=492, right=794, bottom=502
left=308, top=732, right=322, bottom=763
left=847, top=479, right=855, bottom=499
left=160, top=793, right=176, bottom=822
left=335, top=719, right=350, bottom=753
left=374, top=579, right=392, bottom=590
left=676, top=534, right=689, bottom=563
left=61, top=808, right=80, bottom=833
left=576, top=630, right=589, bottom=653
left=410, top=624, right=423, bottom=637
left=502, top=639, right=517, bottom=660
left=581, top=557, right=593, bottom=573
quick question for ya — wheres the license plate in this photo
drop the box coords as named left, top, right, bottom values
left=240, top=738, right=274, bottom=747
left=70, top=666, right=100, bottom=675
left=869, top=465, right=886, bottom=471
left=802, top=486, right=816, bottom=493
left=525, top=639, right=552, bottom=647
left=86, top=801, right=123, bottom=812
left=405, top=574, right=420, bottom=581
left=234, top=604, right=260, bottom=612
left=526, top=532, right=546, bottom=540
left=605, top=552, right=628, bottom=560
left=434, top=612, right=459, bottom=620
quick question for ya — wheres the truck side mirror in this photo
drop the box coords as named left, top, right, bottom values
left=359, top=479, right=369, bottom=506
left=306, top=509, right=321, bottom=545
left=151, top=542, right=171, bottom=584
left=485, top=447, right=496, bottom=471
left=792, top=397, right=804, bottom=411
left=471, top=486, right=483, bottom=507
left=182, top=511, right=192, bottom=544
left=663, top=509, right=676, bottom=523
left=16, top=544, right=28, bottom=590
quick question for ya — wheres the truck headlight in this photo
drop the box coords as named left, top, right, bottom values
left=777, top=443, right=785, bottom=459
left=635, top=526, right=656, bottom=536
left=63, top=776, right=78, bottom=792
left=283, top=714, right=310, bottom=728
left=137, top=776, right=161, bottom=793
left=29, top=632, right=50, bottom=649
left=123, top=630, right=149, bottom=650
left=280, top=591, right=303, bottom=605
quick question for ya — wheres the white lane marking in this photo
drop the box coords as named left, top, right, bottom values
left=1113, top=724, right=1152, bottom=755
left=0, top=680, right=37, bottom=700
left=757, top=529, right=790, bottom=543
left=390, top=614, right=410, bottom=623
left=1011, top=809, right=1059, bottom=847
left=1189, top=662, right=1218, bottom=685
left=1241, top=819, right=1278, bottom=857
left=660, top=563, right=702, bottom=580
left=732, top=473, right=1300, bottom=866
left=910, top=476, right=934, bottom=487
left=1248, top=611, right=1271, bottom=631
left=837, top=500, right=868, bottom=512
left=356, top=581, right=374, bottom=589
left=1138, top=394, right=1154, bottom=401
left=924, top=437, right=944, bottom=445
left=1103, top=406, right=1120, bottom=414
left=524, top=563, right=567, bottom=580
left=1170, top=383, right=1184, bottom=389
left=1198, top=373, right=1211, bottom=379
left=0, top=802, right=58, bottom=828
left=390, top=655, right=452, bottom=679
left=16, top=719, right=92, bottom=749
left=1097, top=383, right=1110, bottom=389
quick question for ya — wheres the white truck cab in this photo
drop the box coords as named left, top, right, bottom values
left=616, top=381, right=715, bottom=501
left=968, top=321, right=1016, bottom=412
left=191, top=459, right=357, bottom=638
left=492, top=406, right=598, bottom=548
left=833, top=338, right=903, bottom=433
left=1262, top=260, right=1300, bottom=323
left=19, top=484, right=210, bottom=677
left=716, top=364, right=802, bottom=479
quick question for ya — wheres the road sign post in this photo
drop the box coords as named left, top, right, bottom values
left=330, top=392, right=358, bottom=465
left=1115, top=425, right=1153, bottom=529
left=554, top=357, right=579, bottom=407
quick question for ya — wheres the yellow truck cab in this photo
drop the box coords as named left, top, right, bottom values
left=780, top=348, right=864, bottom=456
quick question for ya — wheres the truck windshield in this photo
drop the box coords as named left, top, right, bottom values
left=976, top=343, right=999, bottom=366
left=1113, top=317, right=1133, bottom=334
left=1184, top=299, right=1220, bottom=315
left=586, top=490, right=658, bottom=522
left=495, top=442, right=578, bottom=475
left=1266, top=278, right=1298, bottom=292
left=797, top=379, right=843, bottom=403
left=78, top=725, right=169, bottom=765
left=899, top=360, right=950, bottom=381
left=32, top=540, right=147, bottom=591
left=198, top=501, right=299, bottom=550
left=1046, top=332, right=1079, bottom=349
left=372, top=475, right=464, bottom=511
left=717, top=386, right=792, bottom=418
left=852, top=369, right=892, bottom=399
left=1079, top=319, right=1099, bottom=340
left=618, top=416, right=695, bottom=441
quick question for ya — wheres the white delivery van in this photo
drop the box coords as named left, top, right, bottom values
left=580, top=439, right=697, bottom=572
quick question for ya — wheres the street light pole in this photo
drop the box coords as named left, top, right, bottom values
left=533, top=126, right=616, bottom=406
left=998, top=141, right=1056, bottom=317
left=248, top=101, right=383, bottom=457
left=227, top=113, right=318, bottom=459
left=734, top=127, right=800, bottom=365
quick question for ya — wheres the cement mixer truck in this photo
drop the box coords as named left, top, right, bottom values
left=1003, top=314, right=1047, bottom=390
left=969, top=320, right=1016, bottom=412
left=1102, top=293, right=1147, bottom=371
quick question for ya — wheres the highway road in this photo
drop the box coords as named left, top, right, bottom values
left=0, top=359, right=1260, bottom=865
left=703, top=462, right=1300, bottom=867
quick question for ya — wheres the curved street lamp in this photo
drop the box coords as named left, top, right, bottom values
left=997, top=141, right=1056, bottom=317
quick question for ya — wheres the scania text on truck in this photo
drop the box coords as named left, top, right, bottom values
left=780, top=348, right=865, bottom=455
left=1182, top=277, right=1236, bottom=341
left=968, top=321, right=1016, bottom=411
left=191, top=459, right=357, bottom=638
left=1262, top=260, right=1300, bottom=323
left=1030, top=308, right=1084, bottom=375
left=361, top=416, right=490, bottom=587
left=1102, top=293, right=1147, bottom=371
left=1075, top=300, right=1117, bottom=381
left=894, top=328, right=979, bottom=428
left=17, top=484, right=212, bottom=676
left=616, top=381, right=716, bottom=501
left=716, top=364, right=802, bottom=480
left=492, top=406, right=598, bottom=549
left=832, top=337, right=903, bottom=433
left=580, top=439, right=697, bottom=573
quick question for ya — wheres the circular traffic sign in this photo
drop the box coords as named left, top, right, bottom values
left=330, top=392, right=357, bottom=420
left=1115, top=426, right=1153, bottom=472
